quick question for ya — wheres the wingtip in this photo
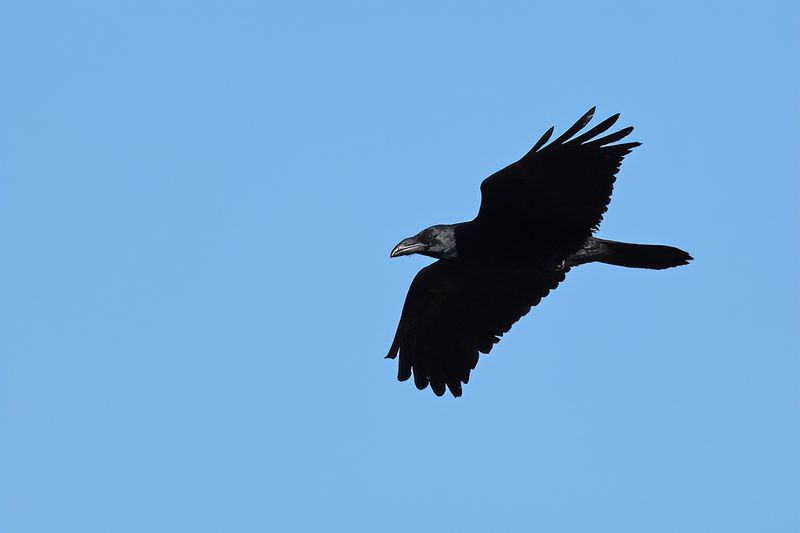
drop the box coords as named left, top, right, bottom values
left=529, top=125, right=555, bottom=154
left=581, top=106, right=596, bottom=126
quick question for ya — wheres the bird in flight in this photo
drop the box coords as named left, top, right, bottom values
left=387, top=108, right=691, bottom=397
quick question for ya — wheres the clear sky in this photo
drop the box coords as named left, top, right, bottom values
left=1, top=1, right=798, bottom=532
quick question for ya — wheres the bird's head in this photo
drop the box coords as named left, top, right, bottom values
left=390, top=224, right=458, bottom=259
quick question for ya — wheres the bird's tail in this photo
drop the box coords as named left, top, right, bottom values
left=592, top=238, right=692, bottom=270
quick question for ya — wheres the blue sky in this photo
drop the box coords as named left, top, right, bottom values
left=1, top=1, right=798, bottom=532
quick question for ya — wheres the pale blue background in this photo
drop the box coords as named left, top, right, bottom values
left=1, top=2, right=798, bottom=532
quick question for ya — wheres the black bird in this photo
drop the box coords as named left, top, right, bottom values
left=387, top=108, right=692, bottom=397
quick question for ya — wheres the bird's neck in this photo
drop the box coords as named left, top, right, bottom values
left=428, top=224, right=459, bottom=259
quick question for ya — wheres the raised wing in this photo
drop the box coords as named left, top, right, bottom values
left=476, top=108, right=640, bottom=256
left=386, top=260, right=568, bottom=397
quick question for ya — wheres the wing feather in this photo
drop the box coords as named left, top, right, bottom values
left=567, top=113, right=620, bottom=145
left=387, top=261, right=568, bottom=397
left=583, top=126, right=635, bottom=147
left=540, top=106, right=596, bottom=149
left=528, top=125, right=555, bottom=153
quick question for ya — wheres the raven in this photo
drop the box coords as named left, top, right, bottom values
left=387, top=108, right=691, bottom=397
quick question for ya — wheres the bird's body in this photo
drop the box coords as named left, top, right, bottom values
left=387, top=108, right=691, bottom=397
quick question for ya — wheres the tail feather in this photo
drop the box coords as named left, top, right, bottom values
left=594, top=238, right=692, bottom=270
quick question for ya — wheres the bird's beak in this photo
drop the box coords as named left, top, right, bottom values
left=390, top=238, right=427, bottom=258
